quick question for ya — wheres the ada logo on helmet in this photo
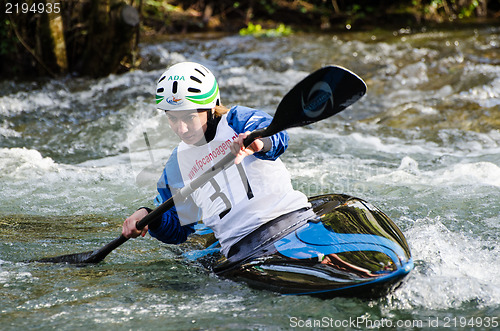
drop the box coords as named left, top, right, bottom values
left=166, top=75, right=185, bottom=105
left=301, top=81, right=334, bottom=119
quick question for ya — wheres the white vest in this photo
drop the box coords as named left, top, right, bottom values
left=175, top=114, right=310, bottom=255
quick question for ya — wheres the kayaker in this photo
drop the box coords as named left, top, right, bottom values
left=122, top=61, right=311, bottom=257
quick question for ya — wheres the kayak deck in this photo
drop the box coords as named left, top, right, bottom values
left=183, top=194, right=413, bottom=298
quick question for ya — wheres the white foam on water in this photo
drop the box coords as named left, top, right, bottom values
left=0, top=148, right=59, bottom=179
left=0, top=94, right=26, bottom=116
left=369, top=157, right=500, bottom=188
left=0, top=123, right=21, bottom=138
left=387, top=216, right=500, bottom=310
left=290, top=127, right=434, bottom=156
left=434, top=161, right=500, bottom=186
left=304, top=123, right=500, bottom=162
left=0, top=92, right=58, bottom=116
left=0, top=84, right=73, bottom=118
left=0, top=147, right=147, bottom=216
left=459, top=76, right=500, bottom=108
left=349, top=132, right=434, bottom=155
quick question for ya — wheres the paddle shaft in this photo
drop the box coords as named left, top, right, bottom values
left=87, top=129, right=266, bottom=262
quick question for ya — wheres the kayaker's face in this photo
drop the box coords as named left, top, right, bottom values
left=166, top=109, right=208, bottom=145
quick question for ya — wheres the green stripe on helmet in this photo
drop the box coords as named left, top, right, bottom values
left=185, top=80, right=219, bottom=105
left=155, top=95, right=164, bottom=104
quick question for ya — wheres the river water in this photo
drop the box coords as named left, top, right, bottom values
left=1, top=27, right=499, bottom=330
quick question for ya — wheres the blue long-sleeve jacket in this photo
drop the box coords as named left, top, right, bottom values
left=148, top=105, right=289, bottom=244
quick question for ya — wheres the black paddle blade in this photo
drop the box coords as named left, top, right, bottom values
left=34, top=235, right=127, bottom=264
left=268, top=66, right=366, bottom=133
left=34, top=250, right=98, bottom=264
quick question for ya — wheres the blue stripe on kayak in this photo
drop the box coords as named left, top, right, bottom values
left=275, top=222, right=409, bottom=267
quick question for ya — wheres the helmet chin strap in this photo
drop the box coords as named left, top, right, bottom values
left=202, top=108, right=220, bottom=144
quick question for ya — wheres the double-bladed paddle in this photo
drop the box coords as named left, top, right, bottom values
left=35, top=65, right=366, bottom=264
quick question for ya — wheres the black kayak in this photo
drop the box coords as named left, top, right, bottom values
left=183, top=194, right=413, bottom=298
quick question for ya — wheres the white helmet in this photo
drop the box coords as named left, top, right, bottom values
left=155, top=62, right=220, bottom=111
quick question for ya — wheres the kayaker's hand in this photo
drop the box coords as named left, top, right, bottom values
left=231, top=131, right=264, bottom=164
left=122, top=208, right=149, bottom=238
